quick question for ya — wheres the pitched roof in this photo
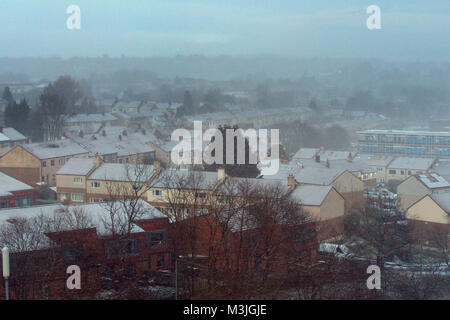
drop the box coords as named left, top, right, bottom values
left=22, top=140, right=88, bottom=159
left=292, top=148, right=319, bottom=160
left=151, top=169, right=219, bottom=190
left=388, top=157, right=435, bottom=171
left=65, top=113, right=118, bottom=123
left=417, top=173, right=450, bottom=189
left=289, top=185, right=333, bottom=206
left=65, top=127, right=156, bottom=157
left=430, top=193, right=450, bottom=214
left=56, top=158, right=96, bottom=176
left=0, top=171, right=34, bottom=196
left=293, top=167, right=346, bottom=185
left=215, top=177, right=286, bottom=196
left=0, top=200, right=166, bottom=244
left=89, top=163, right=155, bottom=182
left=0, top=128, right=26, bottom=141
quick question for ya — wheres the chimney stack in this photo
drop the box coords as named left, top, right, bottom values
left=217, top=168, right=226, bottom=181
left=153, top=160, right=161, bottom=171
left=287, top=174, right=296, bottom=187
left=315, top=154, right=320, bottom=163
left=347, top=152, right=353, bottom=162
left=93, top=153, right=102, bottom=168
left=325, top=159, right=330, bottom=168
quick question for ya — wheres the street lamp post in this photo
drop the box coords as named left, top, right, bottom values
left=2, top=247, right=10, bottom=300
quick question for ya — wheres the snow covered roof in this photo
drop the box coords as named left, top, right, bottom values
left=319, top=243, right=352, bottom=258
left=293, top=167, right=346, bottom=185
left=215, top=177, right=286, bottom=196
left=289, top=185, right=333, bottom=206
left=418, top=173, right=450, bottom=189
left=0, top=127, right=26, bottom=142
left=0, top=171, right=34, bottom=196
left=430, top=193, right=450, bottom=214
left=354, top=154, right=395, bottom=167
left=65, top=113, right=118, bottom=123
left=56, top=158, right=96, bottom=176
left=292, top=148, right=319, bottom=160
left=318, top=150, right=356, bottom=161
left=388, top=157, right=435, bottom=171
left=152, top=169, right=219, bottom=190
left=89, top=163, right=155, bottom=182
left=66, top=127, right=155, bottom=157
left=22, top=140, right=89, bottom=159
left=0, top=200, right=166, bottom=243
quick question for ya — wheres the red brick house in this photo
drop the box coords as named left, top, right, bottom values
left=0, top=201, right=171, bottom=300
left=0, top=171, right=36, bottom=209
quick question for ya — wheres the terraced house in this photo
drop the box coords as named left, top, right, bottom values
left=0, top=140, right=89, bottom=186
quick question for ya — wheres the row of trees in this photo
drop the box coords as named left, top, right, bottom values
left=2, top=76, right=89, bottom=141
left=274, top=120, right=351, bottom=155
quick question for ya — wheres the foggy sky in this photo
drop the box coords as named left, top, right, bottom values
left=0, top=0, right=448, bottom=61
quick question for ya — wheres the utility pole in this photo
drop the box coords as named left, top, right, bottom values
left=2, top=247, right=10, bottom=300
left=175, top=256, right=178, bottom=300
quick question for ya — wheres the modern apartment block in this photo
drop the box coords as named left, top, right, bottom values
left=357, top=130, right=450, bottom=158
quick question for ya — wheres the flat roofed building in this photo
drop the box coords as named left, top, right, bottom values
left=357, top=129, right=450, bottom=158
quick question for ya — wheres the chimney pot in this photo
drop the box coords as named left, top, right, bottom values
left=287, top=174, right=296, bottom=187
left=217, top=168, right=226, bottom=180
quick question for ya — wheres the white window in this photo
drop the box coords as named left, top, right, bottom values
left=91, top=181, right=101, bottom=188
left=152, top=189, right=162, bottom=196
left=73, top=177, right=83, bottom=184
left=60, top=193, right=69, bottom=201
left=71, top=193, right=84, bottom=202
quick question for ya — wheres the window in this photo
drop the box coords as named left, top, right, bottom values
left=377, top=168, right=383, bottom=171
left=59, top=159, right=64, bottom=165
left=104, top=238, right=138, bottom=259
left=147, top=230, right=166, bottom=248
left=91, top=182, right=101, bottom=188
left=401, top=170, right=405, bottom=175
left=73, top=177, right=83, bottom=184
left=156, top=255, right=165, bottom=269
left=42, top=161, right=46, bottom=167
left=50, top=160, right=55, bottom=166
left=71, top=193, right=84, bottom=202
left=195, top=192, right=206, bottom=199
left=408, top=171, right=412, bottom=175
left=0, top=199, right=9, bottom=209
left=60, top=193, right=69, bottom=201
left=152, top=189, right=162, bottom=196
left=388, top=170, right=396, bottom=174
left=14, top=195, right=33, bottom=208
